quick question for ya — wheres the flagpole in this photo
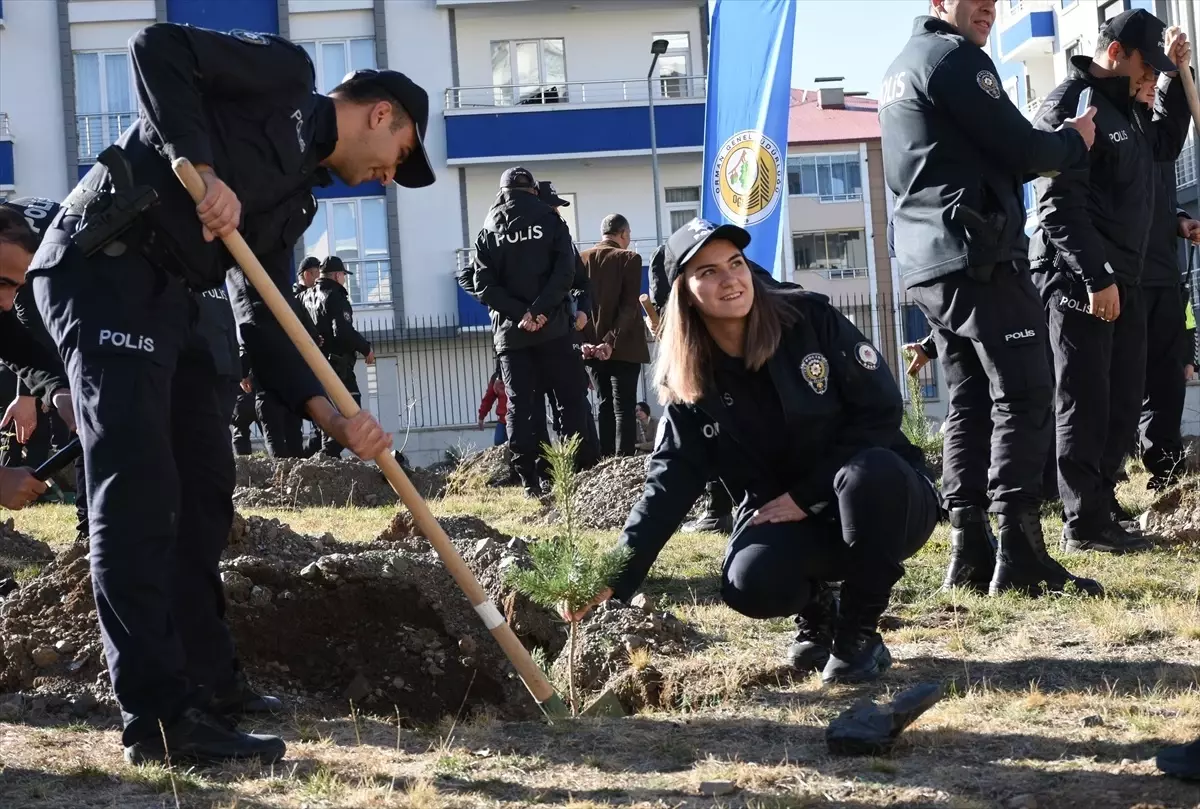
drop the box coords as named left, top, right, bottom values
left=649, top=39, right=669, bottom=246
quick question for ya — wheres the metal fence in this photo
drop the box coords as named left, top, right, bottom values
left=357, top=291, right=940, bottom=431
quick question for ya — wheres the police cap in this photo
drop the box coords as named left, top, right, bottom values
left=320, top=256, right=353, bottom=276
left=663, top=217, right=751, bottom=287
left=299, top=255, right=322, bottom=272
left=336, top=69, right=436, bottom=189
left=537, top=180, right=569, bottom=207
left=500, top=166, right=537, bottom=190
left=1104, top=9, right=1176, bottom=74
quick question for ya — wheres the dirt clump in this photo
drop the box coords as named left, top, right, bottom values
left=558, top=455, right=706, bottom=530
left=446, top=445, right=516, bottom=493
left=0, top=520, right=54, bottom=582
left=550, top=595, right=699, bottom=700
left=1143, top=482, right=1200, bottom=543
left=232, top=454, right=447, bottom=509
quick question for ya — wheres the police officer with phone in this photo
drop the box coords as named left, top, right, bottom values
left=26, top=24, right=431, bottom=765
left=880, top=0, right=1100, bottom=597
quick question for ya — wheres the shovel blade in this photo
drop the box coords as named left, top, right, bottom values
left=581, top=690, right=626, bottom=718
left=539, top=693, right=572, bottom=720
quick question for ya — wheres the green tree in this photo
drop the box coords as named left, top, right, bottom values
left=505, top=436, right=630, bottom=714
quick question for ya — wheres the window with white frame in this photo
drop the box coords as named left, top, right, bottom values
left=74, top=51, right=137, bottom=161
left=664, top=186, right=701, bottom=233
left=653, top=32, right=692, bottom=98
left=793, top=229, right=869, bottom=279
left=787, top=153, right=863, bottom=202
left=297, top=39, right=376, bottom=95
left=302, top=197, right=392, bottom=306
left=490, top=38, right=566, bottom=106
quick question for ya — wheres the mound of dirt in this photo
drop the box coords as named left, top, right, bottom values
left=1143, top=482, right=1200, bottom=543
left=0, top=520, right=54, bottom=581
left=232, top=455, right=448, bottom=509
left=557, top=455, right=706, bottom=530
left=550, top=595, right=700, bottom=699
left=0, top=512, right=562, bottom=723
left=447, top=445, right=516, bottom=493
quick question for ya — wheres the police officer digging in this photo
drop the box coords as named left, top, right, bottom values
left=26, top=25, right=432, bottom=765
left=304, top=255, right=375, bottom=457
left=459, top=166, right=599, bottom=497
left=568, top=220, right=939, bottom=684
left=1029, top=10, right=1191, bottom=555
left=880, top=0, right=1102, bottom=598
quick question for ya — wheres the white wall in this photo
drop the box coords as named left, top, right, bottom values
left=454, top=3, right=703, bottom=93
left=463, top=153, right=702, bottom=253
left=1, top=0, right=71, bottom=200
left=383, top=1, right=464, bottom=320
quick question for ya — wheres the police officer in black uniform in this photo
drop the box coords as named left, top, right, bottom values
left=569, top=219, right=938, bottom=683
left=460, top=167, right=598, bottom=496
left=1029, top=9, right=1190, bottom=554
left=26, top=25, right=427, bottom=765
left=303, top=255, right=374, bottom=457
left=880, top=0, right=1101, bottom=597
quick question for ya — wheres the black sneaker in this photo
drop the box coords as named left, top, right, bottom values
left=1158, top=737, right=1200, bottom=780
left=210, top=672, right=284, bottom=717
left=124, top=707, right=286, bottom=766
left=681, top=513, right=733, bottom=534
left=787, top=582, right=837, bottom=672
left=1062, top=523, right=1153, bottom=555
left=822, top=631, right=892, bottom=685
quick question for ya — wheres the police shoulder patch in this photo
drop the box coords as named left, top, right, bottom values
left=976, top=70, right=1002, bottom=100
left=343, top=311, right=352, bottom=322
left=801, top=353, right=829, bottom=395
left=854, top=342, right=880, bottom=371
left=231, top=29, right=269, bottom=46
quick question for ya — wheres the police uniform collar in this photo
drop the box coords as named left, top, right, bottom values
left=309, top=95, right=339, bottom=173
left=916, top=15, right=960, bottom=38
left=1069, top=55, right=1136, bottom=110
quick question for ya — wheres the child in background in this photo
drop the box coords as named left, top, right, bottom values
left=478, top=371, right=509, bottom=446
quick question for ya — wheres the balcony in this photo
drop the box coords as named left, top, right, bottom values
left=1025, top=96, right=1044, bottom=119
left=998, top=2, right=1056, bottom=63
left=77, top=111, right=137, bottom=163
left=443, top=76, right=706, bottom=164
left=0, top=113, right=12, bottom=189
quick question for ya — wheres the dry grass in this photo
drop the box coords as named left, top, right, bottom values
left=6, top=471, right=1200, bottom=807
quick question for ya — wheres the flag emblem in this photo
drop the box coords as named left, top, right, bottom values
left=713, top=131, right=783, bottom=227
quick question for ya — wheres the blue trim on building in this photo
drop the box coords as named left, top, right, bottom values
left=445, top=103, right=704, bottom=161
left=0, top=141, right=12, bottom=186
left=313, top=176, right=387, bottom=200
left=999, top=10, right=1055, bottom=59
left=165, top=0, right=278, bottom=34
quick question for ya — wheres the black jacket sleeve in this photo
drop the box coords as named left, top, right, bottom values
left=788, top=306, right=907, bottom=512
left=928, top=45, right=1087, bottom=176
left=1149, top=70, right=1193, bottom=161
left=1031, top=91, right=1114, bottom=294
left=472, top=230, right=527, bottom=321
left=529, top=217, right=576, bottom=319
left=649, top=245, right=669, bottom=314
left=327, top=291, right=371, bottom=358
left=227, top=256, right=325, bottom=415
left=129, top=23, right=313, bottom=169
left=609, top=403, right=711, bottom=603
left=571, top=248, right=592, bottom=319
left=918, top=333, right=938, bottom=360
left=0, top=314, right=67, bottom=407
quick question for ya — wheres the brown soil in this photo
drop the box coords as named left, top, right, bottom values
left=232, top=455, right=448, bottom=509
left=446, top=445, right=516, bottom=493
left=0, top=519, right=54, bottom=580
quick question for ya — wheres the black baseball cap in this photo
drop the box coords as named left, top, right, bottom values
left=1104, top=8, right=1176, bottom=74
left=500, top=166, right=537, bottom=190
left=336, top=69, right=436, bottom=189
left=299, top=255, right=321, bottom=272
left=537, top=180, right=569, bottom=207
left=664, top=217, right=751, bottom=286
left=321, top=256, right=353, bottom=275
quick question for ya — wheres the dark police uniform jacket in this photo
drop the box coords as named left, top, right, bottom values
left=607, top=291, right=927, bottom=602
left=1029, top=58, right=1190, bottom=291
left=194, top=282, right=240, bottom=380
left=1145, top=161, right=1190, bottom=288
left=303, top=278, right=371, bottom=372
left=0, top=199, right=69, bottom=405
left=28, top=24, right=331, bottom=413
left=461, top=190, right=575, bottom=353
left=880, top=16, right=1088, bottom=288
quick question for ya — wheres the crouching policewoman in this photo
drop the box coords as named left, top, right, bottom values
left=564, top=218, right=939, bottom=684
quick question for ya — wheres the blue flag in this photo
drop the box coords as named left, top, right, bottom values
left=700, top=0, right=797, bottom=278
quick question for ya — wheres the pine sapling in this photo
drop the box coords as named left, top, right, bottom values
left=504, top=435, right=630, bottom=715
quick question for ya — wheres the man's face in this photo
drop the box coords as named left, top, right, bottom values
left=332, top=101, right=418, bottom=187
left=0, top=241, right=30, bottom=312
left=936, top=0, right=995, bottom=47
left=1106, top=41, right=1154, bottom=96
left=332, top=270, right=348, bottom=288
left=1136, top=75, right=1157, bottom=106
left=300, top=267, right=318, bottom=287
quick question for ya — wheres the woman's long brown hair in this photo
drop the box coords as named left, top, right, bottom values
left=653, top=270, right=796, bottom=405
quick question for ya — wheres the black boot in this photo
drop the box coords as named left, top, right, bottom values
left=209, top=671, right=284, bottom=717
left=1061, top=522, right=1153, bottom=555
left=989, top=510, right=1103, bottom=597
left=1157, top=737, right=1200, bottom=780
left=822, top=589, right=892, bottom=685
left=787, top=582, right=837, bottom=672
left=124, top=707, right=286, bottom=765
left=942, top=506, right=996, bottom=592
